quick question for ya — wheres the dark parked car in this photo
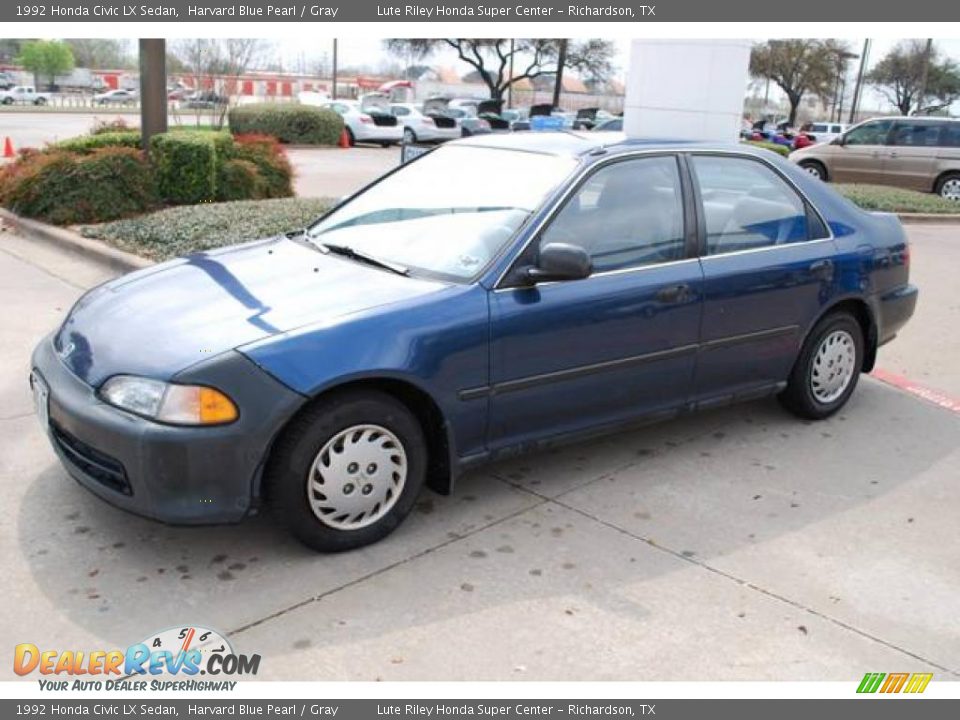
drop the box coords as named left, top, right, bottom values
left=31, top=134, right=917, bottom=552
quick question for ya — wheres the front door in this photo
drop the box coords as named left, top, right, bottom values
left=488, top=154, right=703, bottom=451
left=829, top=118, right=894, bottom=184
left=688, top=153, right=838, bottom=401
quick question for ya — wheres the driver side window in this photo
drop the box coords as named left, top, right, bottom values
left=844, top=120, right=893, bottom=146
left=538, top=156, right=685, bottom=273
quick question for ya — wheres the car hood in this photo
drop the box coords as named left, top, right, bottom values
left=55, top=236, right=448, bottom=386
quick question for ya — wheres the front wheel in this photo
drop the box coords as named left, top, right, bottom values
left=267, top=390, right=427, bottom=552
left=935, top=172, right=960, bottom=201
left=403, top=127, right=416, bottom=144
left=799, top=160, right=827, bottom=181
left=779, top=312, right=863, bottom=420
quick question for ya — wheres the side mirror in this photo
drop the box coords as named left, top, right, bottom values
left=526, top=243, right=592, bottom=284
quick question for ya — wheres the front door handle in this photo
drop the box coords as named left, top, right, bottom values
left=656, top=283, right=691, bottom=303
left=809, top=259, right=834, bottom=280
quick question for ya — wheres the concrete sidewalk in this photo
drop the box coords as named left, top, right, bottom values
left=0, top=228, right=957, bottom=681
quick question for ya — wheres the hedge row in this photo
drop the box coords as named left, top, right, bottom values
left=0, top=129, right=294, bottom=225
left=0, top=147, right=158, bottom=225
left=227, top=103, right=343, bottom=145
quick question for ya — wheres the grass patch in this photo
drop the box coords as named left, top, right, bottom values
left=836, top=184, right=959, bottom=214
left=80, top=197, right=333, bottom=260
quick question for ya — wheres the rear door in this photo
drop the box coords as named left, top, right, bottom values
left=883, top=119, right=941, bottom=191
left=488, top=154, right=703, bottom=449
left=689, top=153, right=836, bottom=403
left=830, top=119, right=894, bottom=183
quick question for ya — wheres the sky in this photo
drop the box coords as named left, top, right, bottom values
left=274, top=37, right=960, bottom=114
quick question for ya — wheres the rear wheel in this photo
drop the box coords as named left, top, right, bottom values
left=799, top=160, right=828, bottom=181
left=779, top=312, right=863, bottom=420
left=34, top=97, right=46, bottom=106
left=345, top=127, right=356, bottom=147
left=267, top=390, right=427, bottom=552
left=935, top=172, right=960, bottom=201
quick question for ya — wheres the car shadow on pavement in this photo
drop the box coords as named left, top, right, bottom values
left=14, top=379, right=960, bottom=678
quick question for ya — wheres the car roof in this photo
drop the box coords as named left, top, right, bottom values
left=454, top=131, right=717, bottom=159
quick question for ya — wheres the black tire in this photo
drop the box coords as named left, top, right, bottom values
left=779, top=312, right=863, bottom=420
left=934, top=172, right=960, bottom=201
left=1, top=97, right=12, bottom=105
left=403, top=127, right=416, bottom=144
left=266, top=390, right=427, bottom=553
left=345, top=127, right=356, bottom=147
left=799, top=160, right=828, bottom=181
left=34, top=97, right=46, bottom=106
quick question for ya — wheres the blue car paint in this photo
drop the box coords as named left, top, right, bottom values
left=40, top=133, right=917, bottom=521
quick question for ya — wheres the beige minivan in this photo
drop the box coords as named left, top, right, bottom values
left=790, top=116, right=960, bottom=200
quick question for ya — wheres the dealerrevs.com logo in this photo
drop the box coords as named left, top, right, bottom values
left=14, top=626, right=260, bottom=691
left=857, top=672, right=933, bottom=694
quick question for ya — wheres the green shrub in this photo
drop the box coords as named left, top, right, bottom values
left=836, top=184, right=960, bottom=214
left=81, top=197, right=333, bottom=260
left=224, top=134, right=294, bottom=199
left=0, top=147, right=157, bottom=225
left=149, top=132, right=217, bottom=204
left=228, top=103, right=342, bottom=145
left=56, top=131, right=142, bottom=153
left=742, top=140, right=791, bottom=157
left=218, top=159, right=265, bottom=202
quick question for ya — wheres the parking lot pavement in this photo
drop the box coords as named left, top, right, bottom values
left=1, top=225, right=957, bottom=681
left=288, top=145, right=401, bottom=198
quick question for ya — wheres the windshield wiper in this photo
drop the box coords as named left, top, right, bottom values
left=318, top=242, right=409, bottom=276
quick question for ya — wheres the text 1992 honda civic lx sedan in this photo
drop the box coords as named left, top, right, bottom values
left=30, top=133, right=918, bottom=552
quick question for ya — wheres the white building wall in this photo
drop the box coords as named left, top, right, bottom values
left=624, top=39, right=751, bottom=142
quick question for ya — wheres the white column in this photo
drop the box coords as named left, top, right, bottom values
left=623, top=39, right=751, bottom=143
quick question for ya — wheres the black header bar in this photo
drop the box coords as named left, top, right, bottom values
left=2, top=0, right=958, bottom=23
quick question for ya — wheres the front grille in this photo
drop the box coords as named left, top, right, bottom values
left=51, top=423, right=132, bottom=496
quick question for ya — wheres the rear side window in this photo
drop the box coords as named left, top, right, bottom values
left=811, top=124, right=828, bottom=133
left=890, top=121, right=941, bottom=147
left=691, top=156, right=825, bottom=256
left=392, top=106, right=410, bottom=116
left=939, top=123, right=960, bottom=148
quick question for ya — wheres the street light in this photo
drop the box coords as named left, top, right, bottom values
left=832, top=49, right=859, bottom=123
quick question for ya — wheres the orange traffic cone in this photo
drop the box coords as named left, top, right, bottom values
left=338, top=128, right=350, bottom=149
left=2, top=137, right=14, bottom=159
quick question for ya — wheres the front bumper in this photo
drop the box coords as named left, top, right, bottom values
left=31, top=335, right=305, bottom=525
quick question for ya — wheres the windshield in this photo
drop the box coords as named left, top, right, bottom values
left=307, top=145, right=577, bottom=281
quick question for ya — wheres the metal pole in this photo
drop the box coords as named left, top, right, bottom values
left=848, top=39, right=869, bottom=124
left=915, top=38, right=933, bottom=115
left=331, top=38, right=338, bottom=99
left=507, top=39, right=514, bottom=109
left=138, top=39, right=167, bottom=152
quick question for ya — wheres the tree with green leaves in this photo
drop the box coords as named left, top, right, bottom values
left=749, top=39, right=849, bottom=126
left=384, top=39, right=614, bottom=104
left=867, top=40, right=960, bottom=115
left=17, top=40, right=75, bottom=90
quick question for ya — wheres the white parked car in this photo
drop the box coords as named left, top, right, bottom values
left=320, top=97, right=403, bottom=147
left=0, top=86, right=49, bottom=105
left=93, top=89, right=138, bottom=106
left=390, top=103, right=460, bottom=144
left=803, top=121, right=849, bottom=144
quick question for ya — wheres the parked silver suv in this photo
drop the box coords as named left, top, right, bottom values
left=790, top=117, right=960, bottom=200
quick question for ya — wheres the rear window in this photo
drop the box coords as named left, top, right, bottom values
left=940, top=123, right=960, bottom=148
left=890, top=122, right=941, bottom=147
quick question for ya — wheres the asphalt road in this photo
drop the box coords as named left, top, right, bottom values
left=0, top=220, right=957, bottom=681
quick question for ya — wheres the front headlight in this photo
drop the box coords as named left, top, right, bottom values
left=100, top=376, right=238, bottom=426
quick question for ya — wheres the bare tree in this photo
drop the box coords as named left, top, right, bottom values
left=868, top=39, right=960, bottom=115
left=384, top=38, right=614, bottom=104
left=749, top=39, right=847, bottom=125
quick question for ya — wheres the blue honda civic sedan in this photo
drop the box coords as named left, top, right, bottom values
left=30, top=132, right=917, bottom=551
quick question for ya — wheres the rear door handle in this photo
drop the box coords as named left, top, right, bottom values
left=656, top=283, right=690, bottom=303
left=809, top=259, right=834, bottom=280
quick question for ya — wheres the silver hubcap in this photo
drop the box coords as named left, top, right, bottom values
left=803, top=164, right=823, bottom=179
left=810, top=329, right=856, bottom=404
left=306, top=424, right=407, bottom=530
left=940, top=178, right=960, bottom=201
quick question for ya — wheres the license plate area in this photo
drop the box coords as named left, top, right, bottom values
left=30, top=371, right=50, bottom=430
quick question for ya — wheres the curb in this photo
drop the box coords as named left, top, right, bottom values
left=0, top=208, right=152, bottom=273
left=896, top=213, right=960, bottom=224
